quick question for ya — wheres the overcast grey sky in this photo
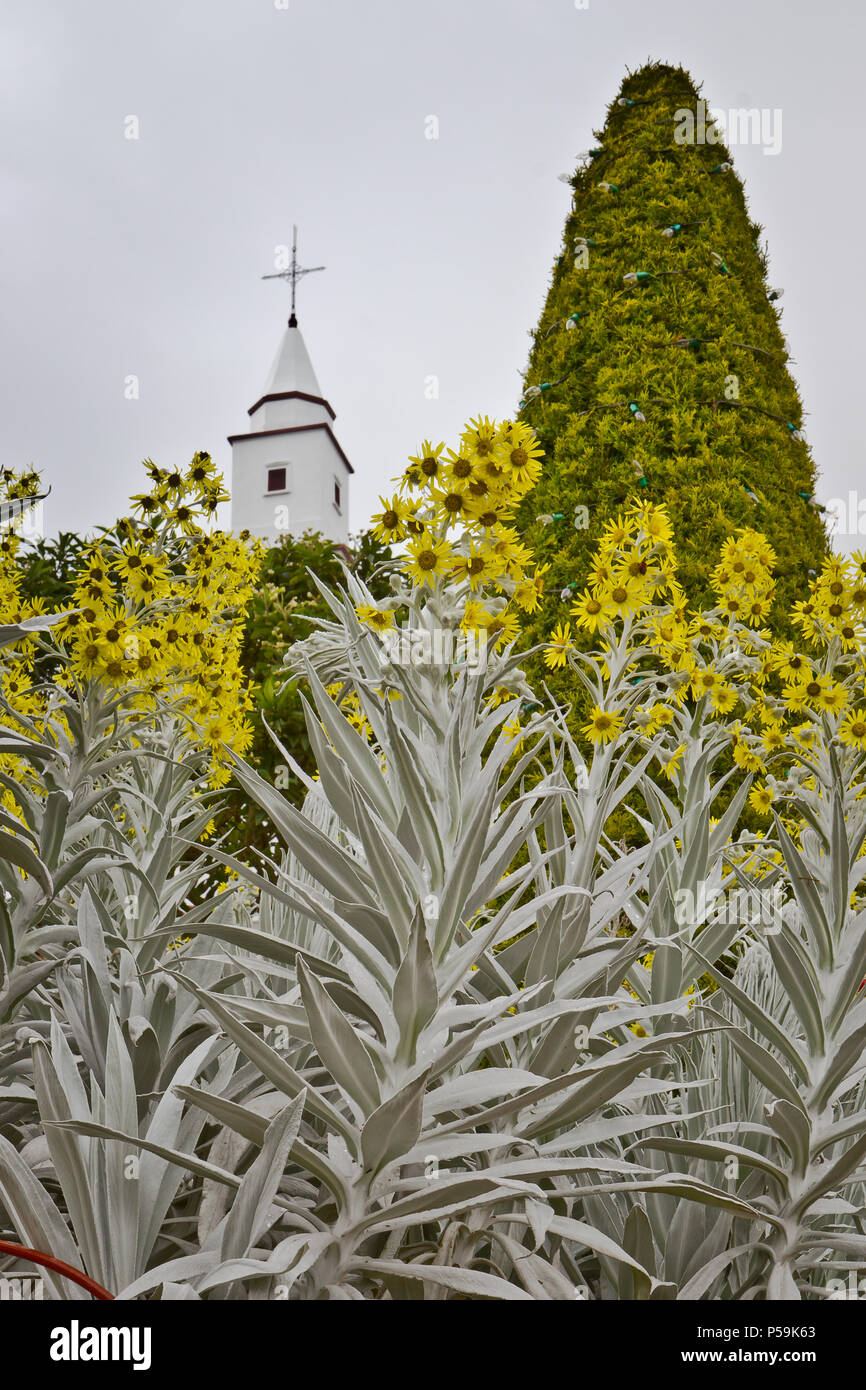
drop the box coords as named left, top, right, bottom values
left=2, top=0, right=862, bottom=547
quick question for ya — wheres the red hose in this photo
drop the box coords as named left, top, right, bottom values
left=0, top=1239, right=114, bottom=1300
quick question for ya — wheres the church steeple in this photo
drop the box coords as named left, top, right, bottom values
left=228, top=229, right=352, bottom=545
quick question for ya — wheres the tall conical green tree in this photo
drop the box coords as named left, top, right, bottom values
left=517, top=62, right=827, bottom=678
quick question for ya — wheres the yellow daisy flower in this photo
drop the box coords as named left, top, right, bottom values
left=761, top=725, right=787, bottom=754
left=544, top=621, right=574, bottom=669
left=461, top=416, right=502, bottom=467
left=404, top=535, right=455, bottom=589
left=582, top=705, right=624, bottom=744
left=461, top=599, right=493, bottom=634
left=571, top=588, right=613, bottom=633
left=603, top=573, right=649, bottom=619
left=710, top=682, right=738, bottom=715
left=749, top=784, right=774, bottom=817
left=663, top=743, right=686, bottom=780
left=355, top=604, right=395, bottom=633
left=839, top=708, right=866, bottom=752
left=497, top=421, right=545, bottom=489
left=691, top=666, right=721, bottom=698
left=451, top=543, right=505, bottom=591
left=430, top=483, right=472, bottom=526
left=486, top=608, right=521, bottom=650
left=371, top=493, right=410, bottom=544
left=407, top=440, right=447, bottom=485
left=816, top=682, right=849, bottom=715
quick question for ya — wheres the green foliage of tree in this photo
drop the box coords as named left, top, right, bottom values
left=17, top=532, right=84, bottom=608
left=516, top=61, right=828, bottom=704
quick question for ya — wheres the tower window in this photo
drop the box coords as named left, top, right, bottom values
left=333, top=479, right=342, bottom=510
left=267, top=466, right=287, bottom=493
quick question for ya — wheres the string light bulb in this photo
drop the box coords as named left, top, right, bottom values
left=628, top=402, right=646, bottom=422
left=623, top=270, right=652, bottom=284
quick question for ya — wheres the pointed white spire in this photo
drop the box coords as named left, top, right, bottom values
left=261, top=317, right=323, bottom=400
left=246, top=314, right=335, bottom=433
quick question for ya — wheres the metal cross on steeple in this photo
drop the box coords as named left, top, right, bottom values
left=261, top=225, right=325, bottom=326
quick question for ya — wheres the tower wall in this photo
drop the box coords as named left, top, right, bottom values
left=230, top=425, right=351, bottom=545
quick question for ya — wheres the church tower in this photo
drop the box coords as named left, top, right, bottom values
left=228, top=230, right=352, bottom=544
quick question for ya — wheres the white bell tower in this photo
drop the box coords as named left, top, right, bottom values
left=228, top=228, right=352, bottom=544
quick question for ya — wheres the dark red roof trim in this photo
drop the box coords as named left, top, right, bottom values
left=248, top=390, right=336, bottom=422
left=226, top=421, right=355, bottom=474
